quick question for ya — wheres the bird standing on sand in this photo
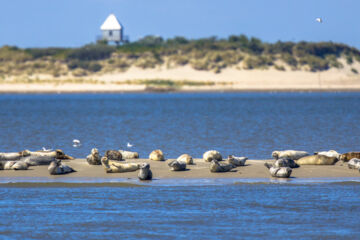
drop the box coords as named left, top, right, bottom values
left=73, top=139, right=81, bottom=148
left=315, top=17, right=323, bottom=23
left=127, top=142, right=133, bottom=148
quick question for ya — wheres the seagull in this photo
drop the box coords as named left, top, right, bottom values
left=73, top=139, right=81, bottom=148
left=127, top=142, right=133, bottom=148
left=42, top=147, right=52, bottom=151
left=315, top=17, right=323, bottom=23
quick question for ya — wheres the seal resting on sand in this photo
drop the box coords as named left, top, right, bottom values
left=272, top=150, right=309, bottom=160
left=48, top=159, right=76, bottom=175
left=203, top=150, right=222, bottom=162
left=340, top=152, right=360, bottom=162
left=0, top=151, right=27, bottom=161
left=348, top=158, right=360, bottom=170
left=315, top=150, right=340, bottom=159
left=2, top=161, right=29, bottom=170
left=105, top=150, right=123, bottom=161
left=119, top=150, right=139, bottom=159
left=86, top=148, right=102, bottom=165
left=138, top=163, right=153, bottom=180
left=227, top=155, right=247, bottom=166
left=265, top=164, right=292, bottom=178
left=209, top=160, right=235, bottom=173
left=101, top=157, right=140, bottom=173
left=168, top=160, right=186, bottom=171
left=149, top=150, right=165, bottom=161
left=22, top=155, right=56, bottom=166
left=264, top=158, right=299, bottom=169
left=177, top=154, right=194, bottom=165
left=295, top=155, right=338, bottom=165
left=25, top=149, right=74, bottom=160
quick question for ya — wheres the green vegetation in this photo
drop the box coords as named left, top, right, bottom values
left=0, top=35, right=359, bottom=79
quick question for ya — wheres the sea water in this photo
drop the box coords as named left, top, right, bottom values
left=0, top=93, right=360, bottom=239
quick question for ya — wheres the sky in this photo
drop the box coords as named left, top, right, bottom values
left=0, top=0, right=359, bottom=49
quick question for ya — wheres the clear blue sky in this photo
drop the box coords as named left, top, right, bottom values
left=0, top=0, right=359, bottom=49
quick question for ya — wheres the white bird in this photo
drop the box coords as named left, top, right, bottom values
left=315, top=17, right=323, bottom=23
left=127, top=142, right=133, bottom=148
left=73, top=139, right=81, bottom=148
left=42, top=147, right=52, bottom=152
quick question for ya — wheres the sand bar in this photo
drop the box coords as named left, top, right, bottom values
left=0, top=159, right=359, bottom=181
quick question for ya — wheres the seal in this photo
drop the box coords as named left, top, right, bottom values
left=209, top=160, right=235, bottom=173
left=203, top=150, right=222, bottom=162
left=315, top=150, right=340, bottom=159
left=48, top=159, right=76, bottom=175
left=0, top=151, right=24, bottom=161
left=149, top=149, right=165, bottom=161
left=272, top=150, right=309, bottom=160
left=227, top=155, right=247, bottom=166
left=264, top=158, right=299, bottom=169
left=348, top=158, right=360, bottom=170
left=119, top=150, right=139, bottom=159
left=86, top=148, right=102, bottom=165
left=340, top=152, right=360, bottom=162
left=295, top=155, right=338, bottom=165
left=265, top=165, right=292, bottom=178
left=105, top=150, right=123, bottom=161
left=168, top=160, right=186, bottom=171
left=3, top=161, right=29, bottom=170
left=22, top=155, right=56, bottom=166
left=177, top=154, right=194, bottom=165
left=101, top=157, right=140, bottom=173
left=25, top=149, right=74, bottom=160
left=138, top=163, right=153, bottom=180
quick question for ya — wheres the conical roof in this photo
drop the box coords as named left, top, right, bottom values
left=100, top=14, right=122, bottom=30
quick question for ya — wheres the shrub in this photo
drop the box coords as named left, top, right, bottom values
left=67, top=44, right=115, bottom=61
left=351, top=68, right=358, bottom=74
left=346, top=55, right=353, bottom=65
left=274, top=65, right=286, bottom=71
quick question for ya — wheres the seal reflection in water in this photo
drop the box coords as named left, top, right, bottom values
left=138, top=163, right=152, bottom=180
left=168, top=160, right=186, bottom=171
left=86, top=148, right=102, bottom=165
left=101, top=157, right=140, bottom=173
left=48, top=159, right=76, bottom=175
left=209, top=160, right=235, bottom=173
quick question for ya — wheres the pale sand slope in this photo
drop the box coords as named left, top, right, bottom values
left=1, top=62, right=360, bottom=92
left=0, top=158, right=359, bottom=179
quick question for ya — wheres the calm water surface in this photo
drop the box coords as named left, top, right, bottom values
left=0, top=92, right=359, bottom=158
left=1, top=93, right=360, bottom=239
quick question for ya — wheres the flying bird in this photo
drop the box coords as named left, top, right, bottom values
left=127, top=142, right=133, bottom=148
left=73, top=139, right=81, bottom=148
left=315, top=17, right=323, bottom=23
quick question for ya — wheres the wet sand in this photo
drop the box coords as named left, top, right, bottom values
left=0, top=158, right=359, bottom=180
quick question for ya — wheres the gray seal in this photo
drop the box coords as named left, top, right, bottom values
left=265, top=164, right=292, bottom=178
left=48, top=159, right=76, bottom=175
left=209, top=160, right=235, bottom=173
left=86, top=148, right=102, bottom=165
left=264, top=158, right=299, bottom=169
left=2, top=161, right=29, bottom=170
left=227, top=155, right=247, bottom=166
left=138, top=163, right=153, bottom=180
left=168, top=160, right=186, bottom=171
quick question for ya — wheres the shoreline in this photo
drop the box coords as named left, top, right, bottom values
left=1, top=159, right=359, bottom=181
left=2, top=85, right=360, bottom=94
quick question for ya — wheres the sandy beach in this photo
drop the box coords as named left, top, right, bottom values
left=1, top=158, right=359, bottom=180
left=1, top=63, right=360, bottom=93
